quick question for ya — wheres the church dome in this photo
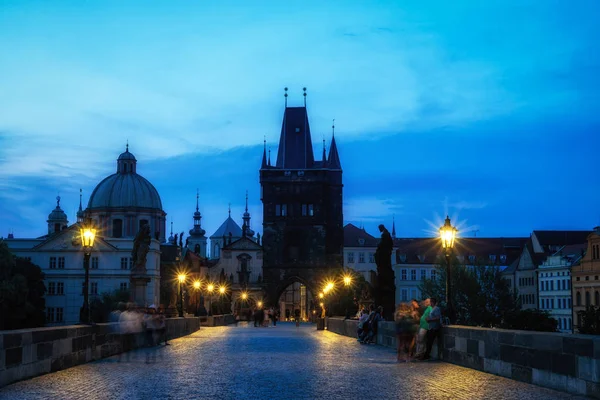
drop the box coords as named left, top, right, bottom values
left=87, top=146, right=163, bottom=211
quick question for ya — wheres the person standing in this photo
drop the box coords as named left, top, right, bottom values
left=415, top=298, right=431, bottom=358
left=421, top=298, right=442, bottom=360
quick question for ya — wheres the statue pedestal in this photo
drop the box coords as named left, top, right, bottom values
left=130, top=273, right=151, bottom=306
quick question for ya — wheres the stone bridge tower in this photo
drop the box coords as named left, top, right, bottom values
left=260, top=89, right=343, bottom=305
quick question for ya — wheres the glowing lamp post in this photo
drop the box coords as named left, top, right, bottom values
left=177, top=274, right=186, bottom=317
left=343, top=275, right=352, bottom=286
left=440, top=215, right=457, bottom=323
left=79, top=218, right=96, bottom=324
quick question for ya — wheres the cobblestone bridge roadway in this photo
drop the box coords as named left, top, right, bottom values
left=0, top=323, right=588, bottom=400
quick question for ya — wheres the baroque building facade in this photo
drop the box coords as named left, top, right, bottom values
left=5, top=146, right=164, bottom=325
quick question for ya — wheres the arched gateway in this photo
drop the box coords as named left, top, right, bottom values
left=259, top=90, right=344, bottom=307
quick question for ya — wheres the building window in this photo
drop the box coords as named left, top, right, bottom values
left=91, top=282, right=98, bottom=295
left=347, top=252, right=355, bottom=263
left=56, top=308, right=64, bottom=323
left=301, top=204, right=314, bottom=217
left=369, top=253, right=375, bottom=263
left=58, top=257, right=65, bottom=269
left=401, top=289, right=408, bottom=301
left=275, top=204, right=287, bottom=217
left=586, top=292, right=591, bottom=306
left=358, top=253, right=365, bottom=263
left=420, top=270, right=427, bottom=280
left=401, top=269, right=407, bottom=280
left=120, top=258, right=128, bottom=270
left=49, top=257, right=57, bottom=269
left=411, top=269, right=417, bottom=281
left=120, top=282, right=128, bottom=291
left=139, top=219, right=149, bottom=232
left=48, top=282, right=56, bottom=295
left=57, top=282, right=64, bottom=295
left=47, top=307, right=55, bottom=323
left=113, top=219, right=123, bottom=238
left=576, top=292, right=581, bottom=306
left=489, top=255, right=496, bottom=263
left=431, top=270, right=437, bottom=281
left=91, top=257, right=99, bottom=269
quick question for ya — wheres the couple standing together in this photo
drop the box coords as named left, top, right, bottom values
left=395, top=297, right=442, bottom=362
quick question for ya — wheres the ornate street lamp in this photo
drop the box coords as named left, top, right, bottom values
left=440, top=215, right=458, bottom=323
left=79, top=218, right=96, bottom=324
left=178, top=273, right=186, bottom=317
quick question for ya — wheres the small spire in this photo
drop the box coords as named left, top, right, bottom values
left=332, top=119, right=335, bottom=137
left=245, top=190, right=249, bottom=212
left=261, top=136, right=268, bottom=168
left=268, top=147, right=272, bottom=166
left=303, top=87, right=307, bottom=107
left=284, top=87, right=288, bottom=108
left=126, top=140, right=129, bottom=152
left=322, top=134, right=327, bottom=166
left=392, top=215, right=396, bottom=239
left=78, top=189, right=83, bottom=212
left=170, top=220, right=173, bottom=236
left=228, top=203, right=231, bottom=218
left=56, top=195, right=61, bottom=208
left=196, top=189, right=199, bottom=212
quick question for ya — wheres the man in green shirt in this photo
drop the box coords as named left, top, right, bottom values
left=415, top=298, right=432, bottom=358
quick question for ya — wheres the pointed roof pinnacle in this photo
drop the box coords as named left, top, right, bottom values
left=261, top=136, right=268, bottom=168
left=392, top=215, right=396, bottom=239
left=126, top=140, right=129, bottom=152
left=228, top=203, right=231, bottom=217
left=327, top=126, right=342, bottom=170
left=284, top=87, right=288, bottom=107
left=322, top=134, right=327, bottom=165
left=268, top=147, right=271, bottom=166
left=78, top=189, right=83, bottom=212
left=245, top=190, right=249, bottom=212
left=196, top=189, right=199, bottom=212
left=303, top=87, right=307, bottom=107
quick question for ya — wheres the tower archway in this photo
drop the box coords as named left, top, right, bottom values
left=274, top=277, right=315, bottom=322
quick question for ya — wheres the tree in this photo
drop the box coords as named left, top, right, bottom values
left=501, top=309, right=557, bottom=332
left=0, top=240, right=47, bottom=330
left=90, top=289, right=130, bottom=323
left=420, top=256, right=517, bottom=327
left=577, top=306, right=600, bottom=334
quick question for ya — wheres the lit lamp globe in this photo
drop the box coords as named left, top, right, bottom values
left=207, top=284, right=214, bottom=293
left=80, top=221, right=97, bottom=252
left=343, top=275, right=352, bottom=286
left=241, top=292, right=248, bottom=300
left=193, top=280, right=201, bottom=290
left=178, top=274, right=186, bottom=283
left=219, top=286, right=226, bottom=295
left=440, top=216, right=457, bottom=251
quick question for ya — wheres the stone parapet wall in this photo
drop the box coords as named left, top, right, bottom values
left=326, top=318, right=439, bottom=357
left=199, top=314, right=237, bottom=327
left=0, top=317, right=201, bottom=388
left=443, top=326, right=600, bottom=398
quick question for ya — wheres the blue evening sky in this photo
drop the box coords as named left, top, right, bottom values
left=1, top=0, right=599, bottom=240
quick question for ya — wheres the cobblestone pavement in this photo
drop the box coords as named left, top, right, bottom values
left=0, top=323, right=588, bottom=400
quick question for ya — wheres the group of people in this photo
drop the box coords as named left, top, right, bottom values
left=394, top=297, right=442, bottom=362
left=356, top=305, right=384, bottom=344
left=109, top=302, right=169, bottom=361
left=252, top=307, right=279, bottom=327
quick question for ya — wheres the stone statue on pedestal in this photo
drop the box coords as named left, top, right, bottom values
left=374, top=224, right=396, bottom=321
left=132, top=224, right=151, bottom=273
